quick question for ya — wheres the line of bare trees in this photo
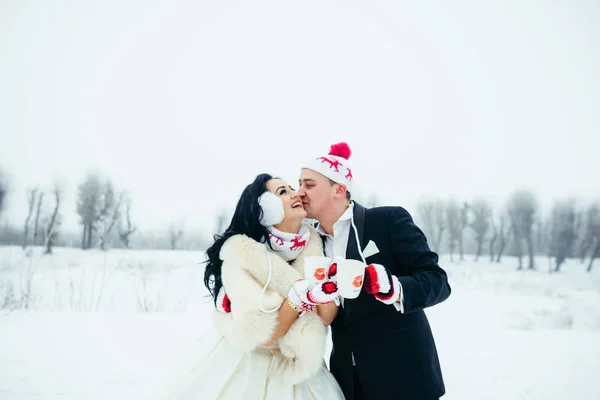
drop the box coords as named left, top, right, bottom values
left=0, top=167, right=211, bottom=252
left=0, top=168, right=138, bottom=253
left=416, top=189, right=600, bottom=272
left=2, top=165, right=599, bottom=268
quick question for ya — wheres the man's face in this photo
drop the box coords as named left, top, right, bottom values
left=297, top=168, right=337, bottom=220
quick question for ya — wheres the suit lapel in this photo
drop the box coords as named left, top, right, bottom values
left=345, top=201, right=365, bottom=260
left=343, top=202, right=366, bottom=321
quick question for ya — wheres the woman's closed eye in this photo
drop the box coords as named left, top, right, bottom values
left=278, top=185, right=296, bottom=196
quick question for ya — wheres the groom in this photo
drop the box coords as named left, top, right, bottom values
left=297, top=142, right=451, bottom=400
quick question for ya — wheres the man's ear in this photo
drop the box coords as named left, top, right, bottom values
left=333, top=183, right=347, bottom=200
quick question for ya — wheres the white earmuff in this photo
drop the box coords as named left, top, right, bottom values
left=258, top=191, right=285, bottom=227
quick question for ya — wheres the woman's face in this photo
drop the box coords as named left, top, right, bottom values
left=266, top=179, right=307, bottom=222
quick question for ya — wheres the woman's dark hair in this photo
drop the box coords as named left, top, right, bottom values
left=203, top=173, right=276, bottom=305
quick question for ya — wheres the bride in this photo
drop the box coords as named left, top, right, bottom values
left=157, top=173, right=344, bottom=399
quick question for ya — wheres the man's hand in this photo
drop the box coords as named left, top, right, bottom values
left=363, top=263, right=401, bottom=305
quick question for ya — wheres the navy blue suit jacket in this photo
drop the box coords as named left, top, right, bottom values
left=327, top=202, right=451, bottom=400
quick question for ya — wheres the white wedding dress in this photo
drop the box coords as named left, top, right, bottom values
left=156, top=326, right=345, bottom=400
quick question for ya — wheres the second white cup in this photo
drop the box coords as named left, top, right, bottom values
left=334, top=256, right=366, bottom=299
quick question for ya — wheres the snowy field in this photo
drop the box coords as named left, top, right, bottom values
left=1, top=246, right=599, bottom=399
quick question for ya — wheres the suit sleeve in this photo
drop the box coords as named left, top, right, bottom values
left=389, top=207, right=451, bottom=313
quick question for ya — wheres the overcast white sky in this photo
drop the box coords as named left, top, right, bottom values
left=1, top=0, right=599, bottom=235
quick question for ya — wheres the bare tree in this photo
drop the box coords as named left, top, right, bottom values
left=22, top=188, right=38, bottom=249
left=417, top=200, right=436, bottom=249
left=119, top=197, right=136, bottom=248
left=416, top=198, right=445, bottom=253
left=495, top=214, right=512, bottom=263
left=580, top=203, right=600, bottom=272
left=489, top=210, right=498, bottom=262
left=434, top=200, right=446, bottom=254
left=0, top=167, right=8, bottom=225
left=97, top=181, right=125, bottom=251
left=44, top=183, right=62, bottom=254
left=549, top=199, right=581, bottom=272
left=507, top=212, right=523, bottom=269
left=470, top=198, right=491, bottom=261
left=579, top=204, right=599, bottom=264
left=76, top=172, right=104, bottom=249
left=458, top=202, right=469, bottom=261
left=579, top=228, right=593, bottom=264
left=589, top=244, right=600, bottom=272
left=507, top=190, right=538, bottom=270
left=32, top=191, right=45, bottom=246
left=446, top=199, right=461, bottom=262
left=170, top=225, right=184, bottom=250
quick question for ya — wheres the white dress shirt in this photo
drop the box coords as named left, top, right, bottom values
left=316, top=203, right=405, bottom=366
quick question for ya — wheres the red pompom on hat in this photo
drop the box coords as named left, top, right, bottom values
left=302, top=142, right=354, bottom=192
left=329, top=142, right=351, bottom=160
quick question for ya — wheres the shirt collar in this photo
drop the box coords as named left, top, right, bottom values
left=316, top=202, right=354, bottom=237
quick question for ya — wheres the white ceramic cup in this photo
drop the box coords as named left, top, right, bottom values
left=334, top=256, right=365, bottom=299
left=303, top=256, right=333, bottom=283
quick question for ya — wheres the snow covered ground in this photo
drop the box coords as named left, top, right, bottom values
left=1, top=246, right=599, bottom=399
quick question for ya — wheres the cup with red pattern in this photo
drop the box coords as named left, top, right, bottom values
left=334, top=256, right=365, bottom=299
left=303, top=256, right=331, bottom=283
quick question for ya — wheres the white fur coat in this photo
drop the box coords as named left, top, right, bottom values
left=212, top=223, right=327, bottom=385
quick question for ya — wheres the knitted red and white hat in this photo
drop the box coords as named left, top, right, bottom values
left=303, top=142, right=354, bottom=192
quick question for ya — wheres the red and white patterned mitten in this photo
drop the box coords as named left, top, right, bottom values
left=215, top=286, right=232, bottom=313
left=288, top=279, right=338, bottom=310
left=363, top=264, right=400, bottom=305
